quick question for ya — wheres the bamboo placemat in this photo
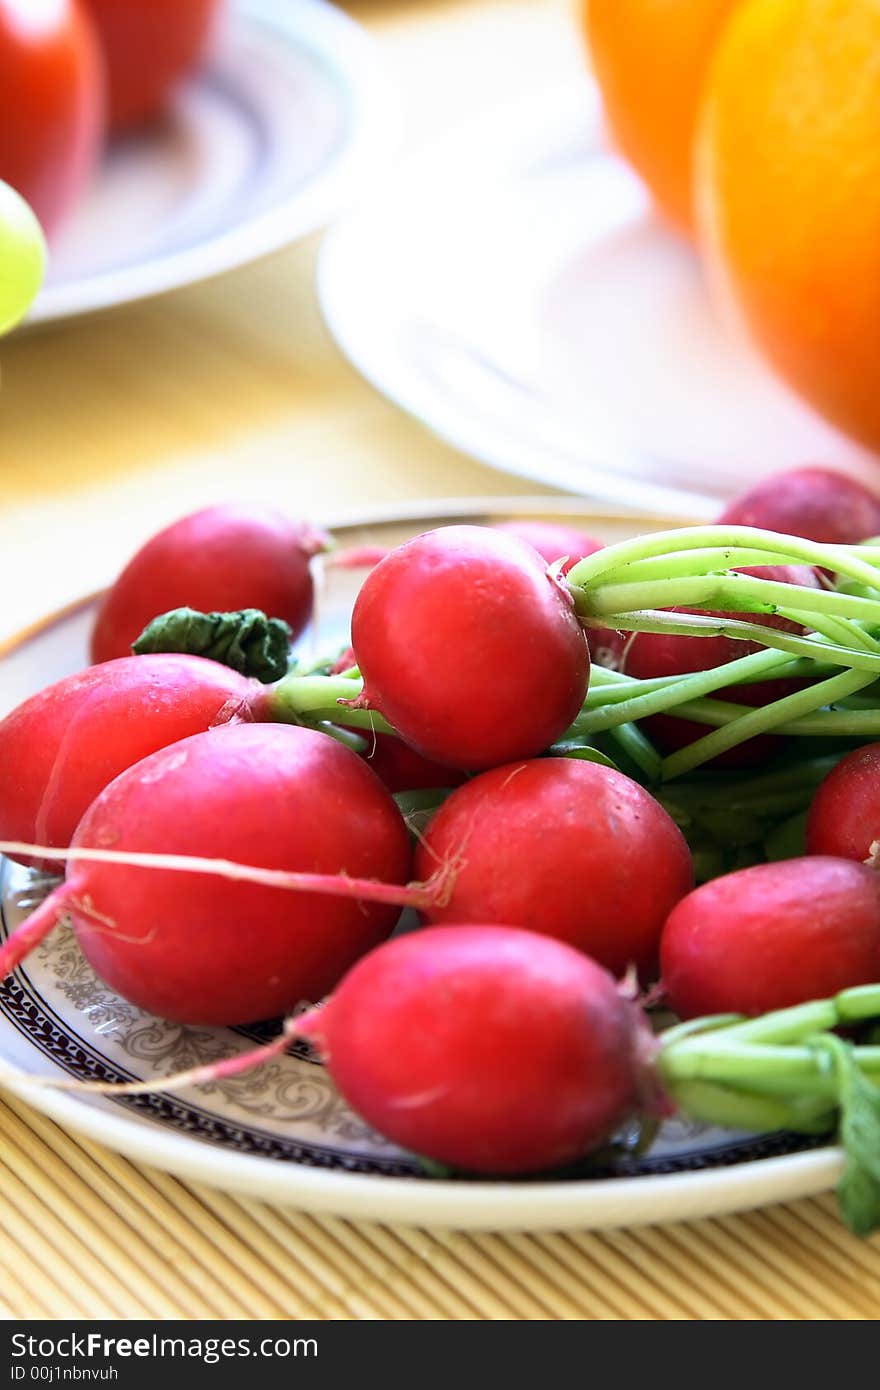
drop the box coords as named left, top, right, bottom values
left=2, top=1090, right=880, bottom=1319
left=2, top=0, right=880, bottom=1322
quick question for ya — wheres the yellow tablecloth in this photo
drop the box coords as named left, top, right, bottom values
left=1, top=0, right=879, bottom=1320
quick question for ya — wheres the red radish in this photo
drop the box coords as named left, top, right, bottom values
left=91, top=504, right=326, bottom=664
left=363, top=733, right=468, bottom=794
left=585, top=625, right=628, bottom=671
left=297, top=925, right=649, bottom=1173
left=0, top=655, right=260, bottom=865
left=661, top=857, right=880, bottom=1019
left=622, top=564, right=820, bottom=767
left=718, top=467, right=880, bottom=546
left=806, top=744, right=880, bottom=865
left=350, top=526, right=590, bottom=771
left=492, top=520, right=603, bottom=568
left=493, top=520, right=623, bottom=668
left=327, top=523, right=603, bottom=578
left=81, top=0, right=220, bottom=133
left=2, top=724, right=411, bottom=1026
left=329, top=645, right=357, bottom=675
left=329, top=654, right=477, bottom=789
left=414, top=758, right=693, bottom=975
left=325, top=545, right=390, bottom=570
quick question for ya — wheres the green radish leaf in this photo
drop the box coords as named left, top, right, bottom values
left=699, top=807, right=765, bottom=847
left=763, top=809, right=808, bottom=862
left=311, top=722, right=368, bottom=755
left=133, top=607, right=292, bottom=682
left=690, top=844, right=727, bottom=884
left=552, top=743, right=620, bottom=771
left=812, top=1035, right=880, bottom=1236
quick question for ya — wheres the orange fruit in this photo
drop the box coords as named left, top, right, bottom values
left=697, top=0, right=880, bottom=453
left=581, top=0, right=741, bottom=232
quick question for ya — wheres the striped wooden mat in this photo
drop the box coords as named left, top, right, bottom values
left=1, top=1093, right=878, bottom=1319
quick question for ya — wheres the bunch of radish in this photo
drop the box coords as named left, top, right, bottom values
left=4, top=472, right=880, bottom=1233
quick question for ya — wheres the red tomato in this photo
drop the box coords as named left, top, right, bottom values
left=81, top=0, right=221, bottom=131
left=0, top=0, right=104, bottom=236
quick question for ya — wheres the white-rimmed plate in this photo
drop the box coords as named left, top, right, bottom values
left=318, top=83, right=876, bottom=517
left=0, top=499, right=841, bottom=1231
left=27, top=0, right=394, bottom=326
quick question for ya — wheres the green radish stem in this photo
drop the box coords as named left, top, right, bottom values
left=269, top=674, right=361, bottom=715
left=582, top=610, right=880, bottom=671
left=312, top=723, right=370, bottom=754
left=660, top=758, right=839, bottom=809
left=287, top=705, right=396, bottom=735
left=583, top=656, right=836, bottom=700
left=658, top=995, right=880, bottom=1240
left=565, top=525, right=880, bottom=591
left=267, top=638, right=876, bottom=781
left=801, top=613, right=880, bottom=654
left=659, top=667, right=877, bottom=778
left=779, top=610, right=880, bottom=654
left=578, top=571, right=880, bottom=626
left=664, top=1041, right=880, bottom=1096
left=659, top=984, right=880, bottom=1077
left=583, top=546, right=819, bottom=584
left=665, top=1079, right=836, bottom=1134
left=642, top=693, right=880, bottom=740
left=575, top=646, right=794, bottom=735
left=266, top=674, right=395, bottom=735
left=605, top=722, right=663, bottom=780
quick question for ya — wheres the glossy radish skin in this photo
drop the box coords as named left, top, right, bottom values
left=363, top=733, right=468, bottom=794
left=65, top=724, right=411, bottom=1025
left=718, top=468, right=880, bottom=546
left=0, top=655, right=259, bottom=865
left=492, top=520, right=604, bottom=567
left=299, top=925, right=646, bottom=1173
left=622, top=564, right=820, bottom=767
left=91, top=504, right=323, bottom=664
left=492, top=520, right=623, bottom=666
left=414, top=759, right=693, bottom=975
left=805, top=744, right=880, bottom=865
left=661, top=857, right=880, bottom=1019
left=350, top=526, right=591, bottom=771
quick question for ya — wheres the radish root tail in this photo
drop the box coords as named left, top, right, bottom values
left=0, top=889, right=66, bottom=978
left=0, top=841, right=461, bottom=983
left=0, top=840, right=446, bottom=911
left=2, top=1009, right=322, bottom=1098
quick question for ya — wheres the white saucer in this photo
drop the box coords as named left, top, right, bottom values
left=319, top=82, right=875, bottom=516
left=28, top=0, right=395, bottom=325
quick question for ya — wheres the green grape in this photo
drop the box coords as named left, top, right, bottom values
left=0, top=180, right=46, bottom=335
